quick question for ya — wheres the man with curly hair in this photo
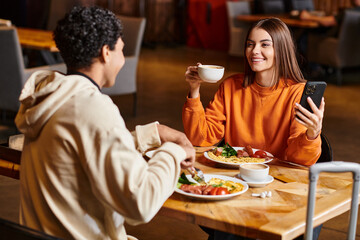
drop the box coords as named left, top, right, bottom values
left=15, top=6, right=195, bottom=240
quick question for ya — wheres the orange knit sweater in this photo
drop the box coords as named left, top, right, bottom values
left=182, top=74, right=321, bottom=166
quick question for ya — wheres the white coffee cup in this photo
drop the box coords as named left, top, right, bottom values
left=198, top=65, right=224, bottom=83
left=239, top=163, right=269, bottom=182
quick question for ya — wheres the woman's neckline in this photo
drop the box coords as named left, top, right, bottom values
left=251, top=78, right=287, bottom=95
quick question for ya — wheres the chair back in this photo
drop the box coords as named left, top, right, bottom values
left=0, top=217, right=62, bottom=240
left=316, top=133, right=333, bottom=163
left=101, top=16, right=146, bottom=109
left=117, top=15, right=146, bottom=57
left=259, top=0, right=285, bottom=14
left=338, top=10, right=360, bottom=68
left=0, top=27, right=26, bottom=112
left=226, top=1, right=251, bottom=57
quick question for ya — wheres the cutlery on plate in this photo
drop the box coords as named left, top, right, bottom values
left=187, top=167, right=206, bottom=184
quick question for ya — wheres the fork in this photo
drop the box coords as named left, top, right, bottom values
left=187, top=167, right=206, bottom=184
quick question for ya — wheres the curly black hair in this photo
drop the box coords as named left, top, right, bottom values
left=53, top=6, right=123, bottom=70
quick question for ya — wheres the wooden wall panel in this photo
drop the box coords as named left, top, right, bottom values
left=102, top=0, right=183, bottom=43
left=313, top=0, right=352, bottom=14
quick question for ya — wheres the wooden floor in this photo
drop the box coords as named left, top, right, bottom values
left=1, top=45, right=360, bottom=239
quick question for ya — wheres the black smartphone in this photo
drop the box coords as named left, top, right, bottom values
left=299, top=81, right=327, bottom=113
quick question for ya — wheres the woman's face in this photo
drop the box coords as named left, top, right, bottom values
left=245, top=27, right=275, bottom=77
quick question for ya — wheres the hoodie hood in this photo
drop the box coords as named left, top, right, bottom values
left=15, top=70, right=98, bottom=139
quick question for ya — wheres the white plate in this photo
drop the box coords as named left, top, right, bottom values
left=175, top=174, right=248, bottom=200
left=204, top=147, right=274, bottom=168
left=235, top=174, right=274, bottom=188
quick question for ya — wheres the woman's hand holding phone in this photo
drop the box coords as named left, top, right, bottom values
left=295, top=97, right=325, bottom=140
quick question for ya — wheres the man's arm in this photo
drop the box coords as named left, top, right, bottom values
left=157, top=124, right=195, bottom=169
left=131, top=122, right=162, bottom=153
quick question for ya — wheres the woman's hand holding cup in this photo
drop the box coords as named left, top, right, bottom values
left=185, top=63, right=203, bottom=98
left=185, top=63, right=224, bottom=99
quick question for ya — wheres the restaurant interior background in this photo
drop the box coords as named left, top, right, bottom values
left=1, top=0, right=360, bottom=239
left=0, top=0, right=355, bottom=50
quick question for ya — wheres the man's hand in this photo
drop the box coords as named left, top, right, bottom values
left=157, top=124, right=195, bottom=169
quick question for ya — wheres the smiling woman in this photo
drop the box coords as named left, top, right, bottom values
left=182, top=18, right=327, bottom=239
left=182, top=17, right=325, bottom=240
left=183, top=17, right=324, bottom=167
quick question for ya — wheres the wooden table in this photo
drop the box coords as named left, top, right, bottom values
left=159, top=147, right=357, bottom=240
left=1, top=144, right=357, bottom=239
left=0, top=145, right=21, bottom=180
left=16, top=27, right=59, bottom=65
left=16, top=27, right=58, bottom=52
left=237, top=14, right=320, bottom=28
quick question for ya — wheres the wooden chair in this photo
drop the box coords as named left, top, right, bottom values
left=225, top=1, right=251, bottom=57
left=102, top=16, right=146, bottom=116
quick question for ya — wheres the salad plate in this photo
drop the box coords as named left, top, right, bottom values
left=204, top=146, right=274, bottom=168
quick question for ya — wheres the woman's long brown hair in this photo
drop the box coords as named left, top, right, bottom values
left=243, top=18, right=306, bottom=88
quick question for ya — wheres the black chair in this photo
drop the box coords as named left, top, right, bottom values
left=0, top=217, right=62, bottom=240
left=316, top=133, right=333, bottom=163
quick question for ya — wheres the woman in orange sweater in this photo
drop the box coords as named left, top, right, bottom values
left=183, top=17, right=325, bottom=167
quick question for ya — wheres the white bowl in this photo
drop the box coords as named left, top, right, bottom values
left=239, top=163, right=269, bottom=183
left=198, top=65, right=224, bottom=83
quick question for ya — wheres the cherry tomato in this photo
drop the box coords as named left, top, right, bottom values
left=255, top=150, right=268, bottom=158
left=252, top=154, right=261, bottom=158
left=216, top=187, right=230, bottom=195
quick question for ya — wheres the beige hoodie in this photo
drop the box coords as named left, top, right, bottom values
left=15, top=71, right=185, bottom=240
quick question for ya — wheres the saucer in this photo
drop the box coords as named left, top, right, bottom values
left=235, top=174, right=274, bottom=188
